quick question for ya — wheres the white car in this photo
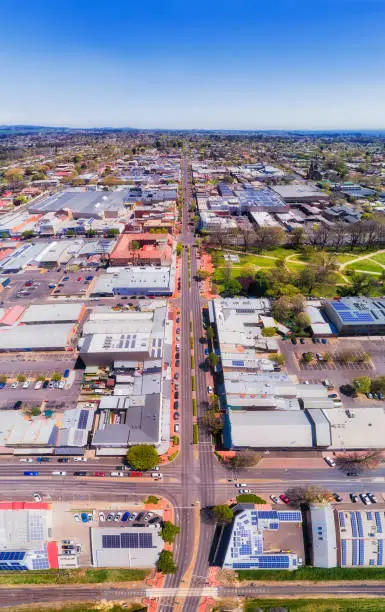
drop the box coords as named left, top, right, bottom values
left=22, top=381, right=30, bottom=389
left=11, top=382, right=18, bottom=389
left=324, top=456, right=336, bottom=467
left=239, top=489, right=250, bottom=494
left=110, top=471, right=124, bottom=477
left=129, top=512, right=137, bottom=521
left=20, top=458, right=33, bottom=463
left=207, top=385, right=213, bottom=394
left=73, top=513, right=81, bottom=522
left=99, top=512, right=105, bottom=522
left=73, top=457, right=87, bottom=462
left=33, top=493, right=41, bottom=502
left=270, top=495, right=280, bottom=504
left=59, top=381, right=65, bottom=389
left=235, top=483, right=247, bottom=488
left=34, top=381, right=42, bottom=390
left=52, top=471, right=67, bottom=476
left=114, top=512, right=122, bottom=522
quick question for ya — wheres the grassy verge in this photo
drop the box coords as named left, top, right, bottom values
left=236, top=494, right=266, bottom=504
left=0, top=568, right=148, bottom=585
left=190, top=336, right=194, bottom=349
left=192, top=398, right=197, bottom=416
left=245, top=599, right=385, bottom=612
left=168, top=450, right=179, bottom=461
left=193, top=423, right=198, bottom=444
left=237, top=566, right=385, bottom=581
left=192, top=376, right=196, bottom=391
left=191, top=356, right=195, bottom=369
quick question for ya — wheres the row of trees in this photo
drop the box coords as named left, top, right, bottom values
left=354, top=375, right=385, bottom=395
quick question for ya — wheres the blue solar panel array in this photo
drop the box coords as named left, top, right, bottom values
left=32, top=558, right=49, bottom=570
left=102, top=532, right=153, bottom=549
left=356, top=512, right=364, bottom=537
left=375, top=512, right=383, bottom=533
left=350, top=512, right=358, bottom=538
left=331, top=301, right=348, bottom=310
left=341, top=540, right=347, bottom=566
left=359, top=540, right=365, bottom=566
left=352, top=540, right=358, bottom=566
left=367, top=512, right=373, bottom=521
left=257, top=511, right=278, bottom=520
left=78, top=410, right=89, bottom=430
left=232, top=360, right=245, bottom=367
left=0, top=552, right=25, bottom=561
left=257, top=555, right=290, bottom=569
left=277, top=511, right=302, bottom=522
left=378, top=540, right=383, bottom=566
left=339, top=311, right=374, bottom=323
left=339, top=512, right=346, bottom=528
left=0, top=564, right=28, bottom=571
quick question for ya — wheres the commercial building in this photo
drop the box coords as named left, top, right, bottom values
left=20, top=303, right=86, bottom=325
left=338, top=508, right=385, bottom=567
left=324, top=298, right=385, bottom=335
left=0, top=502, right=57, bottom=571
left=30, top=188, right=130, bottom=219
left=0, top=323, right=76, bottom=352
left=272, top=184, right=329, bottom=203
left=222, top=507, right=302, bottom=570
left=310, top=505, right=337, bottom=568
left=110, top=233, right=174, bottom=267
left=91, top=265, right=175, bottom=297
left=91, top=526, right=163, bottom=568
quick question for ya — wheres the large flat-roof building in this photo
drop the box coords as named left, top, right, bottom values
left=324, top=298, right=385, bottom=335
left=272, top=184, right=329, bottom=203
left=30, top=188, right=130, bottom=219
left=222, top=508, right=302, bottom=570
left=0, top=323, right=76, bottom=352
left=91, top=265, right=175, bottom=297
left=91, top=526, right=163, bottom=568
left=337, top=508, right=385, bottom=567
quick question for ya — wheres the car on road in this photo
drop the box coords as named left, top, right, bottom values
left=350, top=493, right=358, bottom=503
left=347, top=471, right=359, bottom=477
left=20, top=458, right=33, bottom=463
left=73, top=513, right=80, bottom=522
left=24, top=471, right=38, bottom=476
left=239, top=489, right=250, bottom=494
left=110, top=471, right=124, bottom=477
left=328, top=394, right=338, bottom=398
left=235, top=483, right=247, bottom=488
left=99, top=512, right=105, bottom=522
left=270, top=495, right=280, bottom=504
left=333, top=493, right=343, bottom=502
left=279, top=494, right=290, bottom=504
left=74, top=471, right=87, bottom=476
left=33, top=493, right=42, bottom=502
left=52, top=471, right=66, bottom=476
left=324, top=456, right=336, bottom=467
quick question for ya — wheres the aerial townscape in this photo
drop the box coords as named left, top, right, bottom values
left=1, top=2, right=385, bottom=612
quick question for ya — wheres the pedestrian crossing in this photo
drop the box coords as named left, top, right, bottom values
left=146, top=587, right=218, bottom=598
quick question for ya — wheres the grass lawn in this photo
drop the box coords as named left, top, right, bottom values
left=286, top=261, right=307, bottom=272
left=370, top=252, right=385, bottom=266
left=245, top=599, right=385, bottom=612
left=6, top=606, right=145, bottom=612
left=237, top=566, right=385, bottom=581
left=346, top=259, right=384, bottom=274
left=0, top=568, right=148, bottom=585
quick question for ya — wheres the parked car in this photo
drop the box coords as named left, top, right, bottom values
left=11, top=382, right=18, bottom=389
left=347, top=472, right=359, bottom=477
left=129, top=512, right=137, bottom=521
left=174, top=412, right=180, bottom=420
left=350, top=493, right=358, bottom=503
left=270, top=495, right=280, bottom=504
left=24, top=471, right=38, bottom=476
left=360, top=493, right=371, bottom=505
left=20, top=458, right=33, bottom=463
left=122, top=511, right=130, bottom=522
left=174, top=424, right=180, bottom=433
left=87, top=513, right=93, bottom=522
left=52, top=471, right=66, bottom=476
left=333, top=493, right=343, bottom=502
left=58, top=458, right=69, bottom=463
left=33, top=493, right=42, bottom=502
left=22, top=381, right=30, bottom=389
left=300, top=338, right=305, bottom=344
left=99, top=512, right=105, bottom=522
left=94, top=472, right=105, bottom=477
left=107, top=513, right=114, bottom=522
left=14, top=400, right=22, bottom=410
left=73, top=513, right=81, bottom=522
left=235, top=483, right=247, bottom=488
left=64, top=369, right=70, bottom=378
left=279, top=494, right=290, bottom=504
left=239, top=489, right=250, bottom=494
left=42, top=380, right=49, bottom=389
left=34, top=381, right=42, bottom=390
left=114, top=512, right=122, bottom=522
left=110, top=471, right=124, bottom=477
left=367, top=493, right=377, bottom=503
left=291, top=337, right=297, bottom=345
left=74, top=471, right=87, bottom=476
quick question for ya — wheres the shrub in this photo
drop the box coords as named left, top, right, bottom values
left=236, top=494, right=267, bottom=504
left=144, top=495, right=159, bottom=505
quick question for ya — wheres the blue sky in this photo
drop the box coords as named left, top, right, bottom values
left=1, top=0, right=385, bottom=129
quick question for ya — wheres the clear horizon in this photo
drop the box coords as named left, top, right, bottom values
left=1, top=0, right=385, bottom=130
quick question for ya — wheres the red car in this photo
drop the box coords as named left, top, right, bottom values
left=77, top=277, right=82, bottom=281
left=279, top=494, right=290, bottom=504
left=94, top=472, right=105, bottom=477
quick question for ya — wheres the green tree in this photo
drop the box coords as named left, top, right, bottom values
left=0, top=375, right=7, bottom=384
left=126, top=445, right=159, bottom=471
left=336, top=451, right=383, bottom=474
left=206, top=326, right=214, bottom=342
left=196, top=269, right=210, bottom=281
left=157, top=550, right=177, bottom=574
left=66, top=229, right=76, bottom=237
left=222, top=278, right=242, bottom=297
left=208, top=352, right=219, bottom=368
left=30, top=407, right=41, bottom=417
left=201, top=410, right=223, bottom=436
left=176, top=243, right=183, bottom=256
left=51, top=372, right=62, bottom=382
left=353, top=376, right=372, bottom=394
left=106, top=228, right=120, bottom=237
left=371, top=376, right=385, bottom=395
left=16, top=374, right=27, bottom=383
left=269, top=353, right=285, bottom=365
left=131, top=240, right=141, bottom=250
left=213, top=505, right=234, bottom=524
left=14, top=196, right=27, bottom=206
left=295, top=311, right=311, bottom=332
left=261, top=326, right=276, bottom=337
left=86, top=229, right=96, bottom=238
left=21, top=230, right=34, bottom=239
left=302, top=352, right=314, bottom=364
left=160, top=521, right=180, bottom=543
left=285, top=485, right=332, bottom=505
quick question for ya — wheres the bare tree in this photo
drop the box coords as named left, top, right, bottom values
left=285, top=485, right=332, bottom=505
left=336, top=451, right=383, bottom=474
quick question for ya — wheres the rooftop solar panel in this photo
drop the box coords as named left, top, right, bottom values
left=102, top=534, right=121, bottom=548
left=78, top=410, right=89, bottom=430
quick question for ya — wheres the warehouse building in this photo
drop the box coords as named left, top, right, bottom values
left=337, top=508, right=385, bottom=567
left=91, top=265, right=175, bottom=297
left=324, top=298, right=385, bottom=335
left=0, top=323, right=76, bottom=352
left=0, top=502, right=57, bottom=571
left=20, top=303, right=86, bottom=325
left=91, top=526, right=163, bottom=568
left=309, top=505, right=337, bottom=568
left=30, top=188, right=130, bottom=219
left=272, top=184, right=329, bottom=203
left=222, top=507, right=303, bottom=570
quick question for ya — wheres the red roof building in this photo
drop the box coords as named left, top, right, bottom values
left=110, top=232, right=174, bottom=267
